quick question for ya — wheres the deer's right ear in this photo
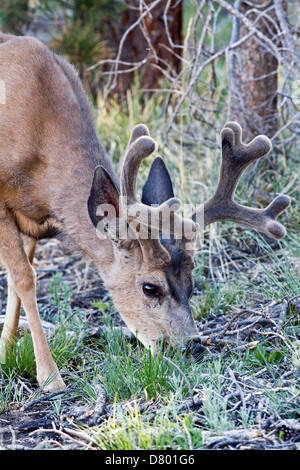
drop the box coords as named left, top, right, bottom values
left=88, top=166, right=120, bottom=227
left=141, top=156, right=174, bottom=206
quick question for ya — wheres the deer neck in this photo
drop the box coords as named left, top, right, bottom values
left=46, top=140, right=118, bottom=281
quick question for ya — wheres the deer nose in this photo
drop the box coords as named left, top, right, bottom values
left=185, top=334, right=208, bottom=360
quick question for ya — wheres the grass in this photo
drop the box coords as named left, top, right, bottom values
left=84, top=401, right=202, bottom=450
left=1, top=270, right=299, bottom=448
left=248, top=235, right=300, bottom=301
left=192, top=278, right=245, bottom=320
left=62, top=326, right=299, bottom=449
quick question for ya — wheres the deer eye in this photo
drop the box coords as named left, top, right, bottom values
left=143, top=283, right=159, bottom=297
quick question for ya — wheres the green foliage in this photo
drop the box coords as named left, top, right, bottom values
left=49, top=271, right=74, bottom=310
left=201, top=385, right=234, bottom=434
left=0, top=0, right=31, bottom=33
left=96, top=327, right=141, bottom=401
left=91, top=299, right=108, bottom=312
left=0, top=0, right=123, bottom=101
left=192, top=279, right=244, bottom=320
left=246, top=233, right=300, bottom=300
left=96, top=86, right=167, bottom=169
left=243, top=342, right=286, bottom=368
left=93, top=326, right=187, bottom=402
left=0, top=324, right=83, bottom=389
left=87, top=402, right=202, bottom=451
left=137, top=344, right=176, bottom=401
left=49, top=0, right=122, bottom=68
left=51, top=25, right=109, bottom=70
left=1, top=332, right=36, bottom=381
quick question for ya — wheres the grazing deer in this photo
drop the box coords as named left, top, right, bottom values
left=0, top=33, right=290, bottom=392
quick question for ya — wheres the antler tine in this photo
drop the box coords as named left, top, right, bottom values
left=191, top=121, right=290, bottom=239
left=128, top=123, right=150, bottom=146
left=120, top=124, right=158, bottom=205
left=217, top=121, right=272, bottom=199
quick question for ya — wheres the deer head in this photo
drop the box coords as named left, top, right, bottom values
left=87, top=122, right=290, bottom=353
left=88, top=124, right=200, bottom=351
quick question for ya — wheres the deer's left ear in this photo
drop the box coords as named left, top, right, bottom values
left=141, top=156, right=174, bottom=206
left=88, top=165, right=120, bottom=228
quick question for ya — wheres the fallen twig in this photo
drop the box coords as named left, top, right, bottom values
left=227, top=367, right=246, bottom=410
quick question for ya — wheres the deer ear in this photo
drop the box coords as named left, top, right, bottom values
left=88, top=166, right=120, bottom=227
left=141, top=156, right=174, bottom=206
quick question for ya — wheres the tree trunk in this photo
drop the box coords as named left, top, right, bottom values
left=229, top=0, right=280, bottom=142
left=107, top=0, right=183, bottom=94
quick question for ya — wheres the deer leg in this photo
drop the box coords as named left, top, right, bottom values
left=1, top=274, right=21, bottom=348
left=0, top=235, right=37, bottom=351
left=0, top=210, right=66, bottom=391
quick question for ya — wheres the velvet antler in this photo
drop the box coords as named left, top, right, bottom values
left=191, top=122, right=290, bottom=239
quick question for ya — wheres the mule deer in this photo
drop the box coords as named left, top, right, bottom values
left=0, top=33, right=290, bottom=391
